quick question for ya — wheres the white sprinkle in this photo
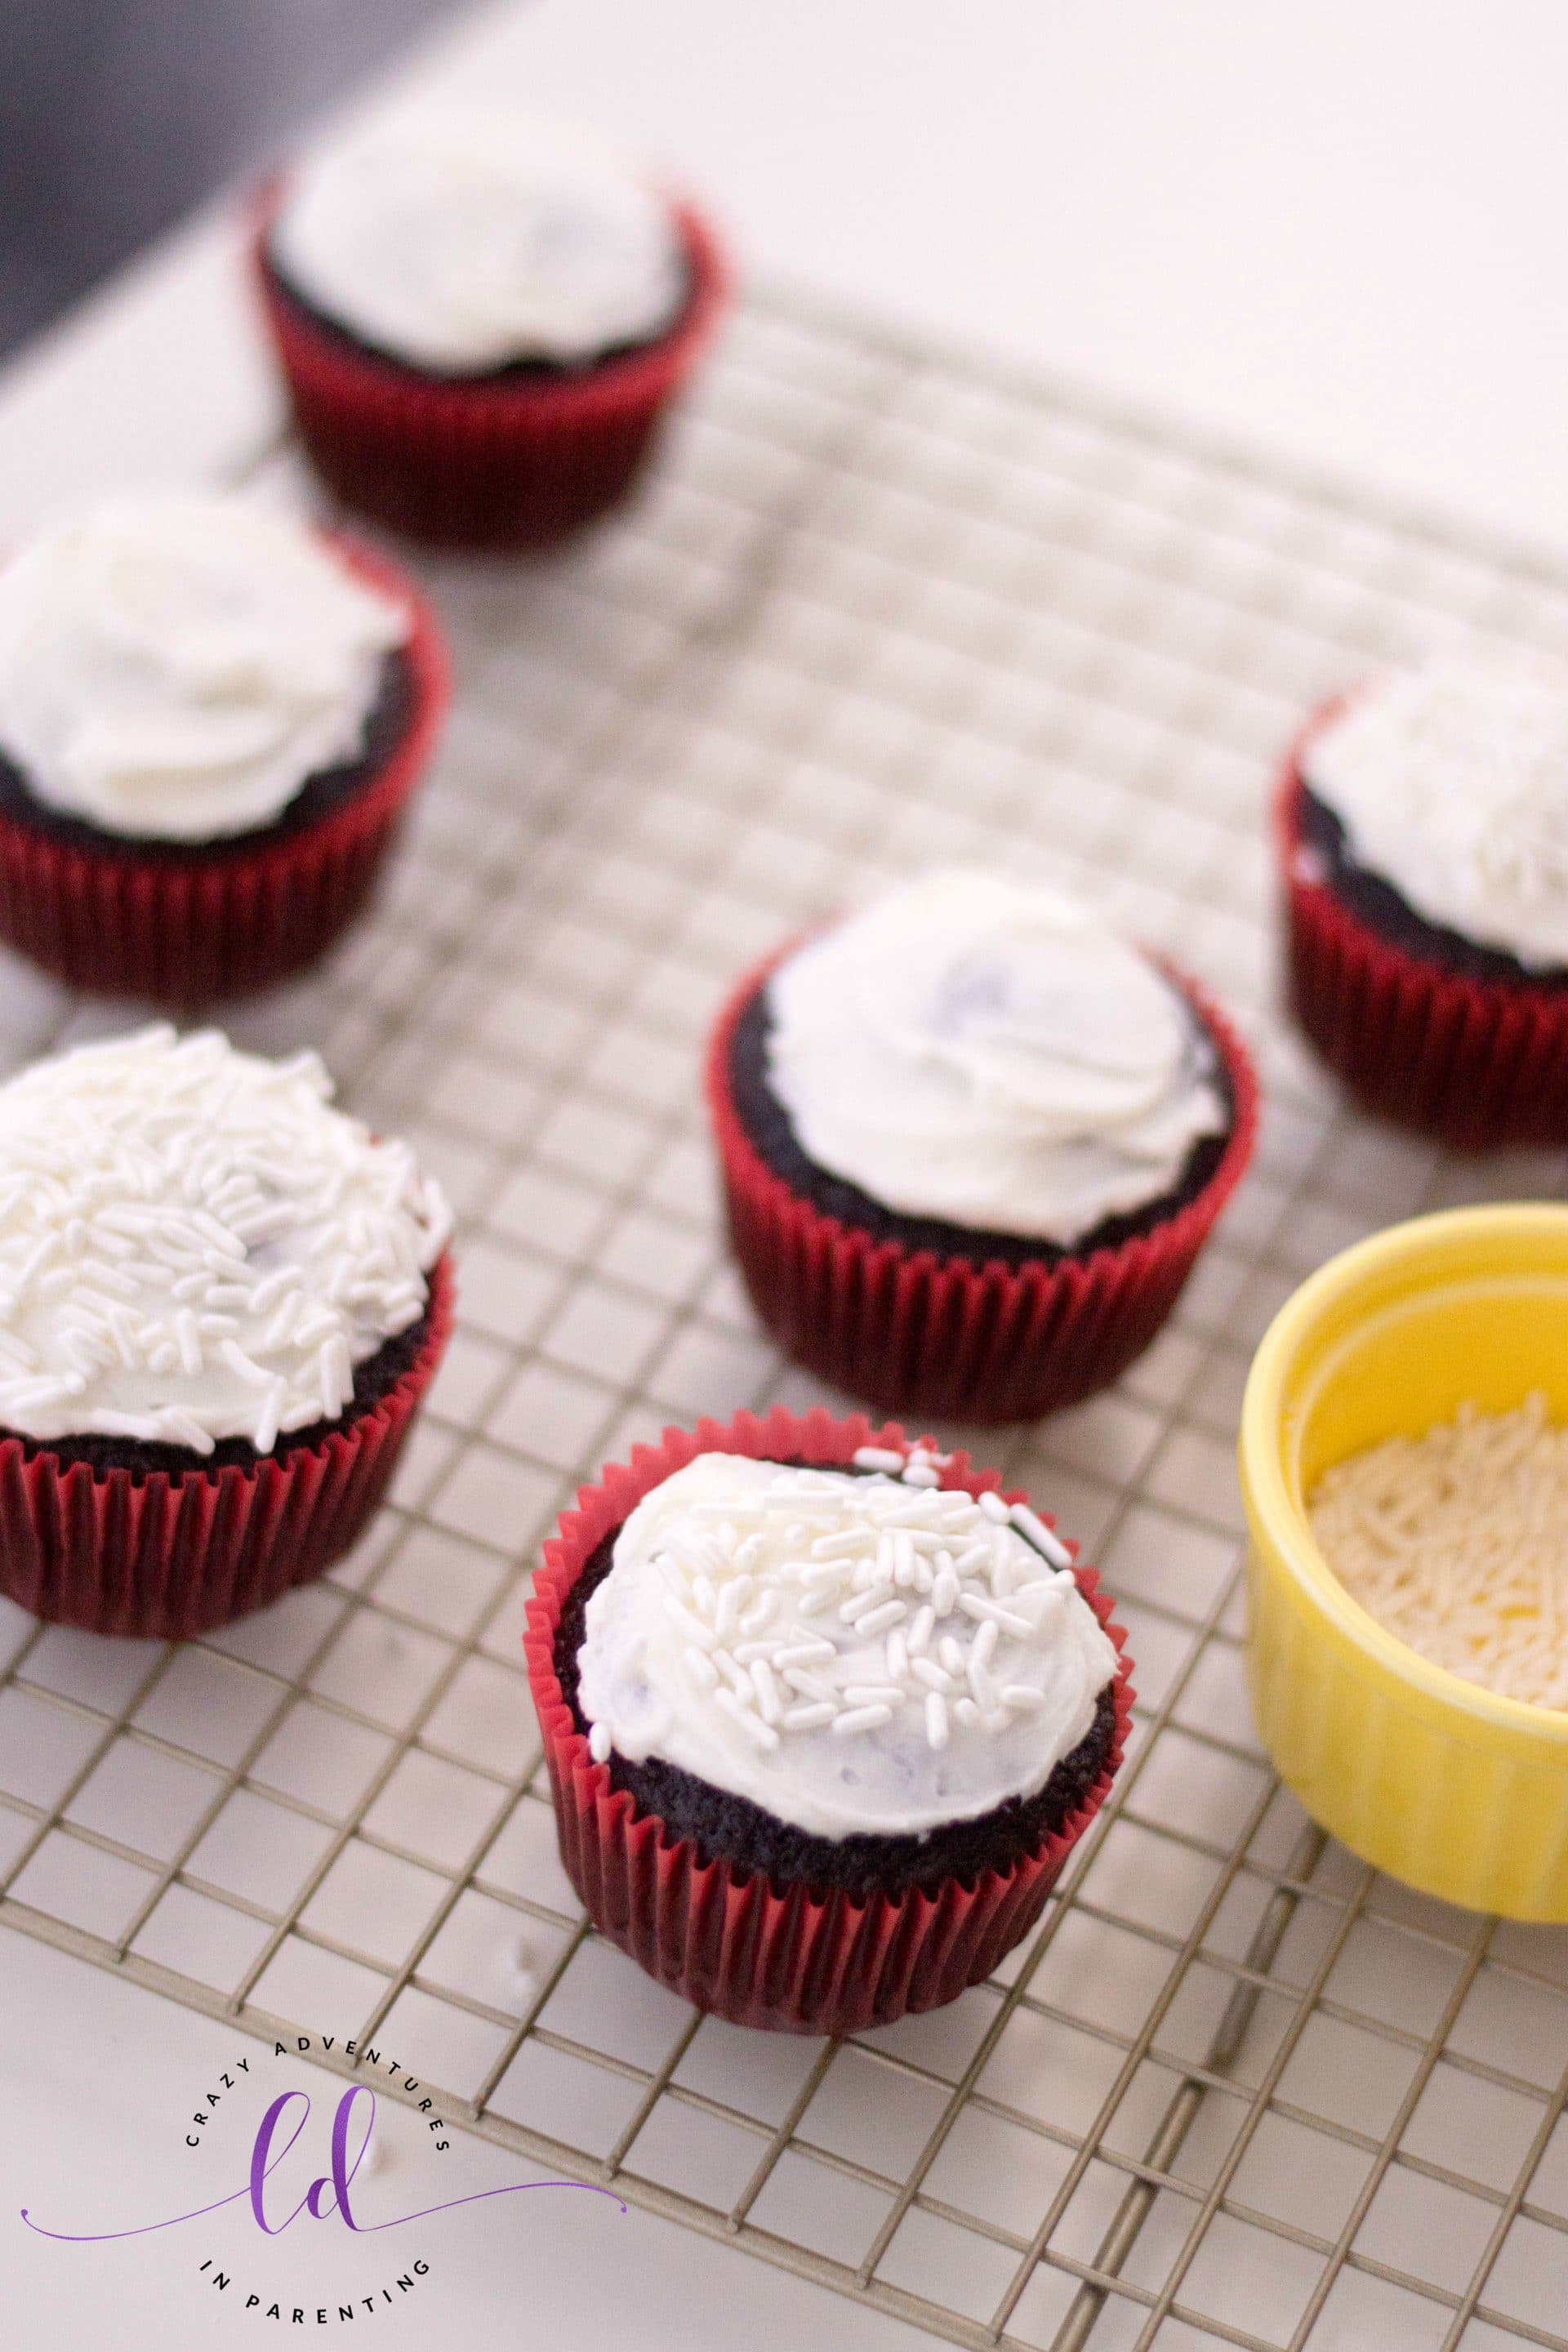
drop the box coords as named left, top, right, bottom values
left=954, top=1697, right=982, bottom=1728
left=714, top=1686, right=779, bottom=1750
left=939, top=1636, right=965, bottom=1676
left=812, top=1528, right=875, bottom=1559
left=773, top=1640, right=835, bottom=1668
left=911, top=1658, right=954, bottom=1694
left=925, top=1693, right=950, bottom=1749
left=908, top=1605, right=935, bottom=1655
left=589, top=1723, right=612, bottom=1763
left=971, top=1618, right=999, bottom=1673
left=740, top=1589, right=778, bottom=1635
left=832, top=1704, right=893, bottom=1736
left=902, top=1463, right=941, bottom=1487
left=840, top=1587, right=891, bottom=1626
left=684, top=1646, right=719, bottom=1690
left=978, top=1490, right=1009, bottom=1522
left=958, top=1594, right=1035, bottom=1638
left=932, top=1569, right=960, bottom=1618
left=782, top=1702, right=837, bottom=1731
left=783, top=1668, right=836, bottom=1701
left=857, top=1599, right=907, bottom=1637
left=1011, top=1502, right=1072, bottom=1567
left=750, top=1660, right=782, bottom=1722
left=1002, top=1686, right=1045, bottom=1712
left=666, top=1601, right=716, bottom=1650
left=853, top=1446, right=906, bottom=1473
left=714, top=1582, right=745, bottom=1642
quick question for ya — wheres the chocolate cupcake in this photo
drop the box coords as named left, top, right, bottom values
left=0, top=1024, right=453, bottom=1636
left=255, top=108, right=727, bottom=548
left=706, top=869, right=1258, bottom=1423
left=1281, top=666, right=1568, bottom=1146
left=0, top=496, right=448, bottom=1001
left=525, top=1410, right=1131, bottom=2032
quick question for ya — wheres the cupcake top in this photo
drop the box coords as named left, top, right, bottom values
left=576, top=1446, right=1120, bottom=1839
left=0, top=1026, right=451, bottom=1453
left=764, top=869, right=1227, bottom=1246
left=269, top=109, right=688, bottom=373
left=1303, top=663, right=1568, bottom=970
left=0, top=498, right=411, bottom=843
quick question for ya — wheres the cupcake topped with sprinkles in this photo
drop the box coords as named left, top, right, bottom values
left=0, top=1024, right=451, bottom=1457
left=573, top=1443, right=1120, bottom=1842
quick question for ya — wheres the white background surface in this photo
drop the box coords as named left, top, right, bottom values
left=3, top=0, right=1568, bottom=556
left=2, top=4, right=1566, bottom=2347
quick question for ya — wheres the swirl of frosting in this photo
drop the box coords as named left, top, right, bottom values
left=0, top=498, right=411, bottom=842
left=0, top=1026, right=452, bottom=1452
left=577, top=1448, right=1119, bottom=1838
left=764, top=870, right=1227, bottom=1245
left=270, top=109, right=687, bottom=372
left=1303, top=663, right=1568, bottom=969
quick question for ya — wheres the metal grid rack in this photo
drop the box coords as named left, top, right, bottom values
left=2, top=287, right=1568, bottom=2351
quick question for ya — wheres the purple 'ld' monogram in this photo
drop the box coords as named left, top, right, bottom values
left=21, top=2087, right=621, bottom=2243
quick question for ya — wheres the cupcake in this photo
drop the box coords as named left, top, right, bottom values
left=1280, top=665, right=1568, bottom=1147
left=254, top=109, right=728, bottom=549
left=0, top=497, right=448, bottom=1002
left=705, top=870, right=1258, bottom=1423
left=525, top=1409, right=1131, bottom=2032
left=0, top=1024, right=453, bottom=1637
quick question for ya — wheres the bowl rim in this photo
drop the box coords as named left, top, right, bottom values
left=1239, top=1200, right=1568, bottom=1744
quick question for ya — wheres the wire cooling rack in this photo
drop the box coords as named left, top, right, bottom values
left=2, top=286, right=1568, bottom=2352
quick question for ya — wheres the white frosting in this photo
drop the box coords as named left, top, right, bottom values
left=576, top=1447, right=1120, bottom=1841
left=1303, top=664, right=1568, bottom=969
left=270, top=109, right=687, bottom=372
left=0, top=1026, right=451, bottom=1453
left=765, top=870, right=1227, bottom=1247
left=0, top=499, right=410, bottom=843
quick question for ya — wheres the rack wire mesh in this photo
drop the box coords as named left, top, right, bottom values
left=2, top=287, right=1567, bottom=2350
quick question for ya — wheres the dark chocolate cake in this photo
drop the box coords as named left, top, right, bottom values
left=1294, top=777, right=1568, bottom=994
left=728, top=977, right=1236, bottom=1274
left=0, top=649, right=415, bottom=864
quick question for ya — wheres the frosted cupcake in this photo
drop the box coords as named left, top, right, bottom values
left=255, top=109, right=727, bottom=547
left=0, top=497, right=448, bottom=1001
left=706, top=870, right=1258, bottom=1422
left=0, top=1026, right=453, bottom=1636
left=526, top=1411, right=1130, bottom=2031
left=1281, top=663, right=1568, bottom=1145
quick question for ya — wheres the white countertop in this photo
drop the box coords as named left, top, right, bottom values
left=3, top=0, right=1568, bottom=559
left=2, top=6, right=1566, bottom=2347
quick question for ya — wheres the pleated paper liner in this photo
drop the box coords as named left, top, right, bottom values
left=525, top=1405, right=1134, bottom=2035
left=0, top=1254, right=454, bottom=1640
left=704, top=951, right=1259, bottom=1426
left=252, top=189, right=729, bottom=550
left=0, top=536, right=450, bottom=1005
left=1277, top=703, right=1568, bottom=1149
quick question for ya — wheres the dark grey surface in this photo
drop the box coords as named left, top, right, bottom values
left=0, top=0, right=477, bottom=355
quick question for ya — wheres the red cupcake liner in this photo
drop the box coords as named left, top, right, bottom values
left=703, top=950, right=1258, bottom=1425
left=1278, top=700, right=1568, bottom=1149
left=524, top=1405, right=1133, bottom=2034
left=0, top=1254, right=454, bottom=1639
left=252, top=189, right=728, bottom=550
left=0, top=536, right=449, bottom=1004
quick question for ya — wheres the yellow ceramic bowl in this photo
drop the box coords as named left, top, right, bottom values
left=1240, top=1203, right=1568, bottom=1921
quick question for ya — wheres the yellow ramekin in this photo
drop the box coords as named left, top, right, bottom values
left=1240, top=1203, right=1568, bottom=1921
